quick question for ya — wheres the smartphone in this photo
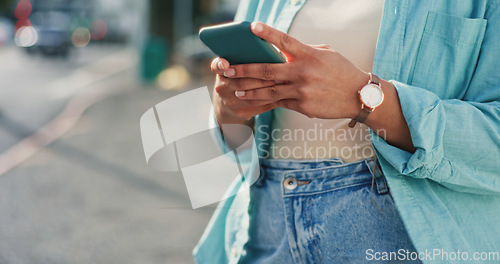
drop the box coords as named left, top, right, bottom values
left=199, top=21, right=286, bottom=65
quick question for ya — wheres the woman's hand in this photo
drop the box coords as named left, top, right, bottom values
left=222, top=22, right=370, bottom=120
left=220, top=22, right=416, bottom=152
left=210, top=57, right=279, bottom=126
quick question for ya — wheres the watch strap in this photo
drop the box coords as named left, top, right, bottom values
left=370, top=73, right=380, bottom=85
left=348, top=108, right=372, bottom=128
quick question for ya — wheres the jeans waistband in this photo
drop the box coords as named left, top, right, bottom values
left=259, top=158, right=388, bottom=195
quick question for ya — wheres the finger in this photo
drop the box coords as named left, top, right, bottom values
left=228, top=98, right=277, bottom=107
left=215, top=78, right=277, bottom=106
left=310, top=44, right=331, bottom=50
left=211, top=57, right=230, bottom=74
left=228, top=78, right=277, bottom=91
left=214, top=74, right=229, bottom=94
left=233, top=103, right=279, bottom=120
left=235, top=84, right=297, bottom=101
left=210, top=58, right=220, bottom=72
left=226, top=63, right=292, bottom=80
left=215, top=75, right=278, bottom=96
left=251, top=22, right=309, bottom=57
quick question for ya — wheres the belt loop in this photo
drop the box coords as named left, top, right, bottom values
left=374, top=165, right=389, bottom=194
left=256, top=166, right=267, bottom=188
left=366, top=157, right=389, bottom=195
left=366, top=156, right=388, bottom=214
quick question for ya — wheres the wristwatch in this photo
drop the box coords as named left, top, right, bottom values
left=348, top=73, right=384, bottom=128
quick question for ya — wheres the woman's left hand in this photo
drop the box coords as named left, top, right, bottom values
left=222, top=22, right=369, bottom=120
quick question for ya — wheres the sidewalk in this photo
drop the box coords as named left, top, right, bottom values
left=0, top=70, right=215, bottom=264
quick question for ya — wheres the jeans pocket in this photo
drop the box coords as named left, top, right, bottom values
left=409, top=11, right=487, bottom=99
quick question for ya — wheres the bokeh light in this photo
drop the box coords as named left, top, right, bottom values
left=157, top=65, right=191, bottom=90
left=14, top=25, right=38, bottom=47
left=14, top=0, right=32, bottom=20
left=71, top=27, right=91, bottom=48
left=90, top=20, right=107, bottom=40
left=15, top=18, right=31, bottom=32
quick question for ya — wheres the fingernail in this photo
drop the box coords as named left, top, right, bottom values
left=218, top=60, right=224, bottom=70
left=235, top=90, right=246, bottom=97
left=224, top=68, right=235, bottom=77
left=252, top=22, right=263, bottom=33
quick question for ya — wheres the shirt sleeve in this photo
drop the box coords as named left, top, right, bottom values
left=371, top=81, right=500, bottom=195
left=209, top=109, right=230, bottom=153
left=372, top=3, right=500, bottom=195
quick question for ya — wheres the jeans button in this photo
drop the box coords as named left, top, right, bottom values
left=231, top=248, right=238, bottom=258
left=284, top=177, right=298, bottom=190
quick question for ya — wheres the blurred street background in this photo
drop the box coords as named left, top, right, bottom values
left=0, top=0, right=237, bottom=263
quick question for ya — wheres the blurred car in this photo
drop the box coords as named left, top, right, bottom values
left=22, top=11, right=72, bottom=56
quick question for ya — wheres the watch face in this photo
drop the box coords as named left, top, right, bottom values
left=359, top=84, right=384, bottom=108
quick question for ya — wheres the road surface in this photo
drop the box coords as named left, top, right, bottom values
left=0, top=44, right=215, bottom=263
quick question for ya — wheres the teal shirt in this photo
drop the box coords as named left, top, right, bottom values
left=194, top=1, right=500, bottom=263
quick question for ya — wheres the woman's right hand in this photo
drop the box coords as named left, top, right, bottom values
left=211, top=57, right=279, bottom=126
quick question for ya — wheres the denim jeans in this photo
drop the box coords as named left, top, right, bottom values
left=239, top=158, right=421, bottom=264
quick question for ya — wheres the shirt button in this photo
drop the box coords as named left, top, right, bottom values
left=291, top=0, right=300, bottom=6
left=284, top=177, right=298, bottom=190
